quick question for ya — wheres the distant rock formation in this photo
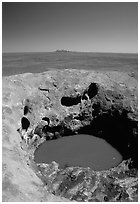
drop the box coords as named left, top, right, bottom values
left=55, top=49, right=70, bottom=53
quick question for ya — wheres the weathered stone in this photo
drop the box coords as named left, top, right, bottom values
left=2, top=69, right=138, bottom=201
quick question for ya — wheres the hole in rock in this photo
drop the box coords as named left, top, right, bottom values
left=21, top=117, right=30, bottom=131
left=34, top=134, right=122, bottom=171
left=24, top=106, right=29, bottom=115
left=23, top=99, right=31, bottom=115
left=82, top=83, right=98, bottom=100
left=61, top=95, right=81, bottom=107
left=42, top=117, right=50, bottom=124
left=87, top=83, right=98, bottom=99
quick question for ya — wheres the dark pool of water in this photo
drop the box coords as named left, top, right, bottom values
left=34, top=134, right=122, bottom=171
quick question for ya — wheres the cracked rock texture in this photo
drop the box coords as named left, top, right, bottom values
left=2, top=69, right=138, bottom=202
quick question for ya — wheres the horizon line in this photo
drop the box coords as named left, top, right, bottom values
left=2, top=51, right=138, bottom=55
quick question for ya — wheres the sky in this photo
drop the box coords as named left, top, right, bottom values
left=2, top=2, right=138, bottom=53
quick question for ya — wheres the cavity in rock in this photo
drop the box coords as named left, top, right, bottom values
left=21, top=117, right=30, bottom=131
left=34, top=134, right=122, bottom=171
left=24, top=106, right=29, bottom=115
left=87, top=83, right=98, bottom=99
left=42, top=117, right=50, bottom=125
left=23, top=99, right=31, bottom=115
left=61, top=95, right=81, bottom=107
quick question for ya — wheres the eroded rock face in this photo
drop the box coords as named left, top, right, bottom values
left=2, top=69, right=138, bottom=201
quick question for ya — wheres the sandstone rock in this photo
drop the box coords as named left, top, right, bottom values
left=2, top=69, right=138, bottom=201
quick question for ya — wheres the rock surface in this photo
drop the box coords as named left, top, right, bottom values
left=2, top=69, right=138, bottom=201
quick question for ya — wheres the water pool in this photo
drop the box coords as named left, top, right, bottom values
left=34, top=134, right=122, bottom=171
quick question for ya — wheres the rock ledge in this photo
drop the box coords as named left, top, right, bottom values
left=2, top=69, right=138, bottom=201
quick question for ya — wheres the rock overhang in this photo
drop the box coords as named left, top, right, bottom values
left=2, top=69, right=138, bottom=201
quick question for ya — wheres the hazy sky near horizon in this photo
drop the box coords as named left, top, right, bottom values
left=3, top=2, right=138, bottom=53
